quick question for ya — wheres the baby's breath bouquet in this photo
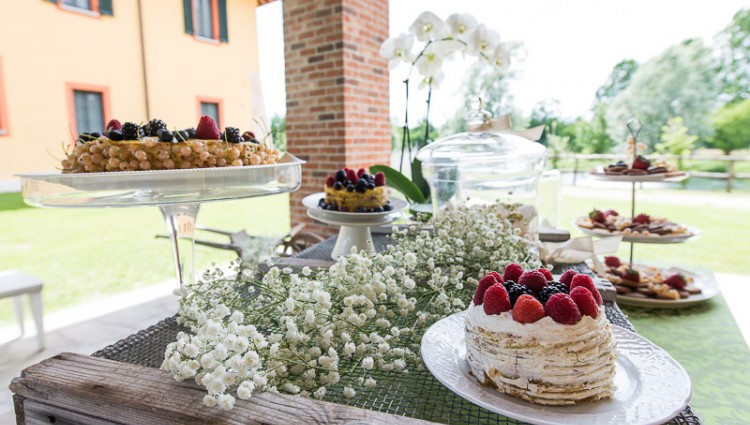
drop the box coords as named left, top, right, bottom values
left=162, top=204, right=541, bottom=409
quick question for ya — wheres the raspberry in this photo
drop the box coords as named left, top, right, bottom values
left=512, top=295, right=545, bottom=324
left=357, top=168, right=366, bottom=177
left=483, top=283, right=511, bottom=315
left=559, top=270, right=577, bottom=289
left=570, top=274, right=603, bottom=305
left=105, top=119, right=122, bottom=132
left=473, top=274, right=498, bottom=305
left=663, top=274, right=687, bottom=290
left=374, top=172, right=386, bottom=187
left=326, top=176, right=336, bottom=188
left=537, top=268, right=553, bottom=281
left=195, top=115, right=221, bottom=140
left=503, top=263, right=523, bottom=283
left=634, top=213, right=650, bottom=225
left=570, top=287, right=599, bottom=319
left=488, top=271, right=504, bottom=284
left=589, top=208, right=605, bottom=223
left=346, top=169, right=359, bottom=185
left=518, top=271, right=547, bottom=293
left=604, top=256, right=621, bottom=268
left=544, top=293, right=582, bottom=325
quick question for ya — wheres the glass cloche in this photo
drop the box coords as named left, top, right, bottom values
left=417, top=98, right=547, bottom=232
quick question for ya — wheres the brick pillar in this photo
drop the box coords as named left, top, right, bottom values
left=284, top=0, right=391, bottom=236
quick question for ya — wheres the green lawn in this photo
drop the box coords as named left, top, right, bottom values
left=0, top=193, right=290, bottom=326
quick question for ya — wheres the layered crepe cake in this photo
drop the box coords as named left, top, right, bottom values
left=465, top=266, right=617, bottom=405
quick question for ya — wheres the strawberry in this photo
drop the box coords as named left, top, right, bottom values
left=326, top=176, right=336, bottom=188
left=512, top=295, right=546, bottom=324
left=589, top=208, right=606, bottom=224
left=105, top=119, right=122, bottom=132
left=473, top=274, right=498, bottom=305
left=357, top=168, right=366, bottom=177
left=346, top=169, right=358, bottom=184
left=488, top=271, right=504, bottom=284
left=623, top=268, right=640, bottom=283
left=632, top=155, right=650, bottom=170
left=195, top=115, right=221, bottom=140
left=570, top=274, right=603, bottom=305
left=503, top=263, right=524, bottom=283
left=570, top=287, right=599, bottom=319
left=483, top=283, right=511, bottom=315
left=634, top=213, right=650, bottom=225
left=559, top=270, right=577, bottom=290
left=374, top=172, right=386, bottom=187
left=537, top=268, right=553, bottom=281
left=604, top=256, right=621, bottom=268
left=663, top=274, right=687, bottom=290
left=518, top=271, right=548, bottom=294
left=604, top=209, right=619, bottom=217
left=544, top=293, right=582, bottom=325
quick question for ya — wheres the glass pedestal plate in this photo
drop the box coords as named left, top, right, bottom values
left=19, top=154, right=304, bottom=289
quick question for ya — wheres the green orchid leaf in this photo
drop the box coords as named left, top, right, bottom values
left=369, top=165, right=428, bottom=204
left=410, top=158, right=431, bottom=200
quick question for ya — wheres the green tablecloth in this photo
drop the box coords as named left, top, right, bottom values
left=623, top=294, right=750, bottom=424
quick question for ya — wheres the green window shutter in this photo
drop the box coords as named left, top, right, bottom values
left=183, top=0, right=194, bottom=35
left=218, top=0, right=228, bottom=42
left=99, top=0, right=113, bottom=15
left=46, top=0, right=58, bottom=3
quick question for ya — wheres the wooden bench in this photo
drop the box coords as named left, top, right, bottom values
left=1, top=270, right=44, bottom=348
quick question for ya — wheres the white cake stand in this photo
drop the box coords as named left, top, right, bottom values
left=302, top=193, right=407, bottom=259
left=19, top=154, right=304, bottom=289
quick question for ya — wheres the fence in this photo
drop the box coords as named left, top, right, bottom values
left=550, top=153, right=750, bottom=192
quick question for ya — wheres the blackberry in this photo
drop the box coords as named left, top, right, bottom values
left=107, top=130, right=123, bottom=141
left=121, top=122, right=141, bottom=140
left=506, top=283, right=533, bottom=306
left=549, top=281, right=568, bottom=293
left=225, top=127, right=243, bottom=143
left=158, top=129, right=174, bottom=142
left=146, top=119, right=168, bottom=137
left=538, top=286, right=565, bottom=305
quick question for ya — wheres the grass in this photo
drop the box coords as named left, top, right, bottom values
left=0, top=194, right=290, bottom=326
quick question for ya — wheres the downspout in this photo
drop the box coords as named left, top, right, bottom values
left=137, top=0, right=151, bottom=119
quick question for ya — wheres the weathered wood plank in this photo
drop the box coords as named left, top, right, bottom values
left=24, top=399, right=118, bottom=425
left=10, top=353, right=437, bottom=425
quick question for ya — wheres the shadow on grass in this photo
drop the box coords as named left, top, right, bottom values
left=0, top=193, right=29, bottom=211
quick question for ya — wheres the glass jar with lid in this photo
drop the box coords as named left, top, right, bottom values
left=416, top=98, right=547, bottom=234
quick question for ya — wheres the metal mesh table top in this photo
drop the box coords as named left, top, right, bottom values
left=93, top=235, right=701, bottom=425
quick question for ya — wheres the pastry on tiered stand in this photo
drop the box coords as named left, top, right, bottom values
left=62, top=116, right=280, bottom=173
left=465, top=264, right=617, bottom=405
left=318, top=168, right=392, bottom=212
left=577, top=209, right=689, bottom=238
left=601, top=256, right=702, bottom=301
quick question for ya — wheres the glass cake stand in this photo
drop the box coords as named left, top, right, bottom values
left=19, top=154, right=304, bottom=288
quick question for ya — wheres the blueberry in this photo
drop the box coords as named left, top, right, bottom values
left=326, top=204, right=336, bottom=210
left=346, top=185, right=355, bottom=192
left=185, top=128, right=197, bottom=139
left=318, top=198, right=326, bottom=207
left=356, top=186, right=367, bottom=193
left=356, top=206, right=366, bottom=212
left=107, top=130, right=123, bottom=141
left=383, top=203, right=392, bottom=211
left=373, top=206, right=384, bottom=212
left=335, top=170, right=347, bottom=182
left=90, top=132, right=102, bottom=138
left=158, top=129, right=174, bottom=142
left=333, top=181, right=343, bottom=190
left=360, top=173, right=370, bottom=181
left=367, top=183, right=375, bottom=190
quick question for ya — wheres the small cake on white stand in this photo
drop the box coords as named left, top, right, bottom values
left=302, top=193, right=408, bottom=259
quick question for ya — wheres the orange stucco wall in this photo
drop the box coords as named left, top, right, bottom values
left=0, top=0, right=262, bottom=180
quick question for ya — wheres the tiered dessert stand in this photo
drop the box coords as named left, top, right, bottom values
left=19, top=154, right=304, bottom=289
left=582, top=121, right=717, bottom=307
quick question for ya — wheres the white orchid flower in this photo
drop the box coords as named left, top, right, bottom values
left=379, top=33, right=415, bottom=70
left=418, top=68, right=445, bottom=90
left=415, top=42, right=447, bottom=75
left=467, top=24, right=501, bottom=58
left=408, top=11, right=449, bottom=42
left=446, top=13, right=478, bottom=42
left=490, top=43, right=511, bottom=70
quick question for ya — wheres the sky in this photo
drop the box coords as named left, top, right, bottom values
left=256, top=0, right=747, bottom=125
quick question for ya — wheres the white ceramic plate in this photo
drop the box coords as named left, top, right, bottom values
left=586, top=171, right=689, bottom=183
left=614, top=265, right=720, bottom=308
left=421, top=312, right=692, bottom=425
left=306, top=207, right=401, bottom=227
left=302, top=192, right=408, bottom=224
left=574, top=218, right=700, bottom=244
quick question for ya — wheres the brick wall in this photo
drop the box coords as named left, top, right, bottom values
left=283, top=0, right=390, bottom=236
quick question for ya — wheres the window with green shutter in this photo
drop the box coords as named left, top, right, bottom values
left=73, top=90, right=105, bottom=134
left=47, top=0, right=114, bottom=17
left=184, top=0, right=228, bottom=43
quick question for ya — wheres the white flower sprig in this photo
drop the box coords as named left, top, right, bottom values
left=163, top=204, right=541, bottom=410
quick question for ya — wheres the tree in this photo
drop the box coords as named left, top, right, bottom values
left=656, top=117, right=698, bottom=156
left=607, top=39, right=718, bottom=148
left=716, top=8, right=750, bottom=104
left=595, top=59, right=639, bottom=103
left=270, top=114, right=286, bottom=151
left=710, top=99, right=750, bottom=154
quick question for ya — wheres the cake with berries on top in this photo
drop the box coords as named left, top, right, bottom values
left=318, top=168, right=391, bottom=212
left=61, top=116, right=280, bottom=173
left=465, top=264, right=616, bottom=405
